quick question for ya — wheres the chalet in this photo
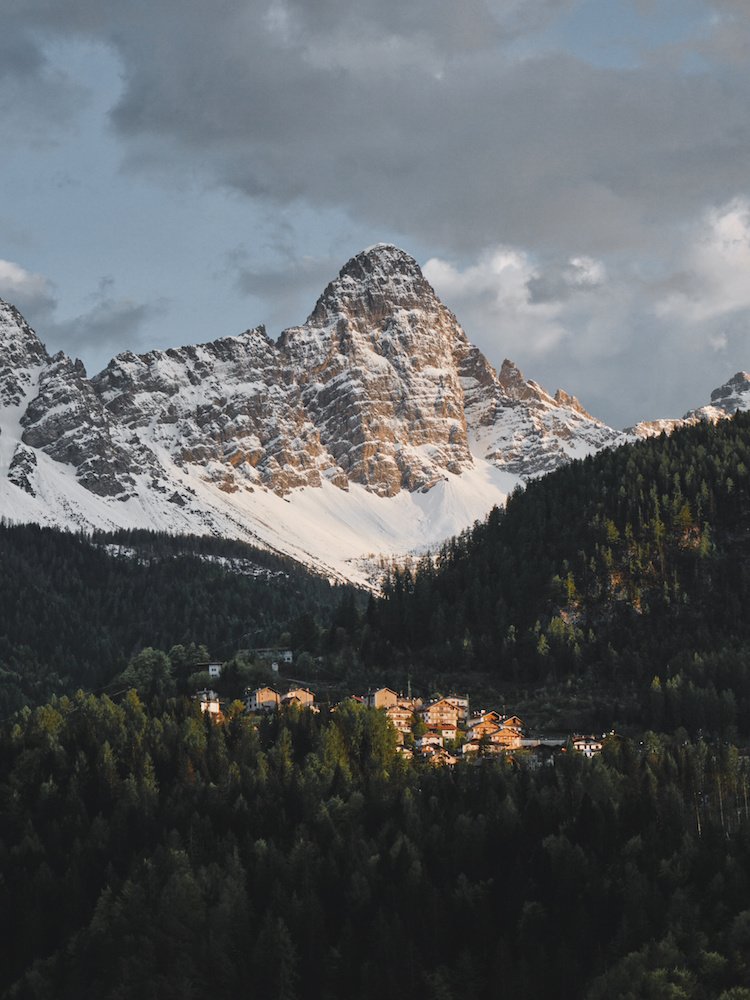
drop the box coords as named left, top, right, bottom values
left=386, top=704, right=415, bottom=735
left=471, top=740, right=503, bottom=755
left=467, top=719, right=501, bottom=740
left=365, top=687, right=399, bottom=710
left=445, top=694, right=470, bottom=725
left=424, top=747, right=459, bottom=767
left=525, top=740, right=566, bottom=767
left=462, top=727, right=521, bottom=754
left=428, top=722, right=459, bottom=743
left=416, top=732, right=443, bottom=751
left=196, top=689, right=221, bottom=718
left=572, top=735, right=604, bottom=757
left=246, top=686, right=280, bottom=713
left=501, top=715, right=525, bottom=734
left=490, top=727, right=522, bottom=750
left=468, top=710, right=501, bottom=730
left=331, top=695, right=365, bottom=710
left=420, top=698, right=459, bottom=728
left=194, top=661, right=223, bottom=679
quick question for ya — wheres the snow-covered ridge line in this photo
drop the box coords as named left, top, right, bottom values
left=1, top=245, right=748, bottom=586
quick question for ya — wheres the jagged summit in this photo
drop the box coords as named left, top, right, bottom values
left=0, top=299, right=49, bottom=408
left=0, top=298, right=48, bottom=360
left=305, top=244, right=439, bottom=327
left=682, top=371, right=750, bottom=425
left=709, top=371, right=750, bottom=408
left=0, top=246, right=639, bottom=581
left=279, top=245, right=476, bottom=495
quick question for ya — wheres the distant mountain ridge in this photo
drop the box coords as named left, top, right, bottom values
left=0, top=244, right=746, bottom=582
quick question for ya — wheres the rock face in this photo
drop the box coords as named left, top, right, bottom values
left=0, top=301, right=48, bottom=408
left=689, top=371, right=750, bottom=420
left=91, top=329, right=328, bottom=495
left=462, top=356, right=622, bottom=477
left=279, top=245, right=475, bottom=496
left=0, top=244, right=614, bottom=509
left=7, top=444, right=37, bottom=496
left=277, top=245, right=618, bottom=489
left=22, top=352, right=147, bottom=498
left=2, top=244, right=748, bottom=580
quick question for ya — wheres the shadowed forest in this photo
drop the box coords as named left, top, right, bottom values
left=4, top=416, right=750, bottom=997
left=2, top=694, right=750, bottom=1000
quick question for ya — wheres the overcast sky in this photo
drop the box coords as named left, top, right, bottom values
left=2, top=0, right=750, bottom=427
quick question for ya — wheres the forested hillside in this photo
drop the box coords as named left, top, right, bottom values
left=0, top=525, right=354, bottom=716
left=364, top=413, right=750, bottom=736
left=1, top=694, right=749, bottom=1000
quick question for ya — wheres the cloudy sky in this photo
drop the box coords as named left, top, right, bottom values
left=2, top=0, right=750, bottom=427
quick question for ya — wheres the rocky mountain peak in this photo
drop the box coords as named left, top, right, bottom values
left=709, top=371, right=750, bottom=410
left=0, top=299, right=50, bottom=407
left=274, top=245, right=478, bottom=496
left=305, top=244, right=441, bottom=328
left=675, top=370, right=750, bottom=427
left=497, top=359, right=552, bottom=406
left=0, top=246, right=640, bottom=574
left=0, top=299, right=47, bottom=357
left=554, top=388, right=592, bottom=418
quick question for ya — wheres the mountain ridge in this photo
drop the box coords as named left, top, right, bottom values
left=0, top=244, right=747, bottom=583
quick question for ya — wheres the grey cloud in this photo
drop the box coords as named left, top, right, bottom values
left=0, top=262, right=58, bottom=322
left=0, top=25, right=88, bottom=144
left=229, top=246, right=351, bottom=332
left=528, top=257, right=606, bottom=304
left=0, top=258, right=169, bottom=371
left=0, top=29, right=45, bottom=78
left=6, top=0, right=750, bottom=431
left=109, top=16, right=750, bottom=260
left=10, top=0, right=743, bottom=259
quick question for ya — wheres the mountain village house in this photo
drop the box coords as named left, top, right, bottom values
left=420, top=698, right=460, bottom=729
left=281, top=687, right=317, bottom=710
left=197, top=689, right=221, bottom=718
left=204, top=681, right=607, bottom=767
left=572, top=735, right=605, bottom=757
left=386, top=703, right=416, bottom=737
left=445, top=695, right=470, bottom=726
left=365, top=687, right=399, bottom=710
left=246, top=687, right=280, bottom=713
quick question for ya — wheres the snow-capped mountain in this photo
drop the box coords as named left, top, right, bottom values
left=628, top=371, right=750, bottom=439
left=0, top=244, right=740, bottom=584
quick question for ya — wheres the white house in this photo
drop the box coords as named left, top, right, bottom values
left=196, top=689, right=221, bottom=717
left=572, top=734, right=605, bottom=757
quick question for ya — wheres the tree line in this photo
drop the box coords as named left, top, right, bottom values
left=0, top=523, right=357, bottom=717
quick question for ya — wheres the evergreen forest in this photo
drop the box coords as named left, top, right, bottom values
left=364, top=412, right=750, bottom=736
left=2, top=694, right=750, bottom=1000
left=4, top=415, right=750, bottom=997
left=0, top=524, right=354, bottom=717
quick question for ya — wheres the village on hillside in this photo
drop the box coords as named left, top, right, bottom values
left=195, top=655, right=609, bottom=766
